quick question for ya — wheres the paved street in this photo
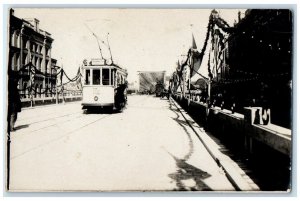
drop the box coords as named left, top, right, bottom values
left=9, top=95, right=235, bottom=191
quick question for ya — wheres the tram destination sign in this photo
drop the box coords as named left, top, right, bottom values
left=91, top=58, right=106, bottom=66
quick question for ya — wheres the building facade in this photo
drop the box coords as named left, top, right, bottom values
left=215, top=9, right=293, bottom=128
left=8, top=9, right=59, bottom=99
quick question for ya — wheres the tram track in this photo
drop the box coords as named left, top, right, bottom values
left=11, top=113, right=84, bottom=139
left=11, top=112, right=114, bottom=160
left=11, top=97, right=147, bottom=159
left=17, top=110, right=83, bottom=126
left=16, top=96, right=146, bottom=126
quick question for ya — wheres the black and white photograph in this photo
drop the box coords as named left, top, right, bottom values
left=3, top=4, right=295, bottom=194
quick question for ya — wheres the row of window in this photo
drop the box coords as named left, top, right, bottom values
left=11, top=31, right=50, bottom=56
left=84, top=68, right=126, bottom=86
left=11, top=52, right=52, bottom=73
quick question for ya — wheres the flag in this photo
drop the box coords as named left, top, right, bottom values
left=192, top=33, right=197, bottom=49
left=176, top=60, right=181, bottom=72
left=30, top=66, right=35, bottom=85
left=191, top=51, right=204, bottom=78
left=76, top=66, right=82, bottom=89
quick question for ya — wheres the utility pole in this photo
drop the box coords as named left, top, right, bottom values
left=30, top=62, right=35, bottom=108
left=61, top=62, right=65, bottom=104
left=189, top=24, right=194, bottom=97
left=55, top=68, right=58, bottom=105
left=189, top=52, right=192, bottom=97
left=208, top=79, right=211, bottom=98
left=182, top=66, right=186, bottom=97
left=180, top=53, right=188, bottom=98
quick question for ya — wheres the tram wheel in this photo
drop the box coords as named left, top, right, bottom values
left=115, top=103, right=125, bottom=112
left=83, top=107, right=90, bottom=114
left=106, top=106, right=114, bottom=113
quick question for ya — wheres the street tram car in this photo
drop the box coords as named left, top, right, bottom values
left=82, top=58, right=128, bottom=112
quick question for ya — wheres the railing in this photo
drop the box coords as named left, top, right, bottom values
left=172, top=93, right=291, bottom=156
left=20, top=92, right=82, bottom=107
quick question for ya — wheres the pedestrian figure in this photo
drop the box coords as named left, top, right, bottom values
left=260, top=82, right=270, bottom=118
left=231, top=102, right=236, bottom=114
left=220, top=101, right=225, bottom=110
left=262, top=108, right=270, bottom=125
left=253, top=109, right=260, bottom=124
left=214, top=98, right=217, bottom=106
left=7, top=76, right=21, bottom=132
left=114, top=82, right=127, bottom=111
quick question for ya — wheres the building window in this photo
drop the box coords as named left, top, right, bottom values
left=16, top=53, right=20, bottom=70
left=39, top=84, right=43, bottom=98
left=15, top=32, right=18, bottom=47
left=11, top=54, right=15, bottom=71
left=11, top=31, right=14, bottom=46
left=47, top=61, right=51, bottom=73
left=36, top=58, right=39, bottom=69
left=45, top=60, right=49, bottom=73
left=39, top=59, right=42, bottom=71
left=22, top=54, right=27, bottom=66
left=11, top=31, right=19, bottom=47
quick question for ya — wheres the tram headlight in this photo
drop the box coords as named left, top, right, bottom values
left=94, top=96, right=98, bottom=101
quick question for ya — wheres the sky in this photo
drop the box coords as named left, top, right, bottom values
left=13, top=8, right=245, bottom=83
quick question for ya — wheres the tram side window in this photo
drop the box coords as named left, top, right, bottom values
left=111, top=70, right=114, bottom=86
left=85, top=69, right=90, bottom=85
left=116, top=74, right=120, bottom=85
left=93, top=69, right=101, bottom=85
left=102, top=68, right=110, bottom=85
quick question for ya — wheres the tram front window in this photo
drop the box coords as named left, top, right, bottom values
left=85, top=69, right=90, bottom=85
left=102, top=68, right=110, bottom=85
left=93, top=69, right=101, bottom=85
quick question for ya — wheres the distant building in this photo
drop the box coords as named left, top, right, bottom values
left=8, top=9, right=59, bottom=99
left=64, top=82, right=82, bottom=96
left=127, top=82, right=138, bottom=94
left=138, top=71, right=166, bottom=94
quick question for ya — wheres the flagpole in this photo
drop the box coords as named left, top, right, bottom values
left=189, top=24, right=193, bottom=98
left=190, top=24, right=197, bottom=99
left=189, top=51, right=192, bottom=98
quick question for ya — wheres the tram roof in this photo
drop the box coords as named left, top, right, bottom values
left=83, top=64, right=127, bottom=75
left=82, top=59, right=127, bottom=74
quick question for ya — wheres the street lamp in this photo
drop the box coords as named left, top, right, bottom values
left=60, top=57, right=65, bottom=104
left=51, top=65, right=61, bottom=105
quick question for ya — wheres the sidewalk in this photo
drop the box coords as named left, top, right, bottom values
left=170, top=97, right=260, bottom=191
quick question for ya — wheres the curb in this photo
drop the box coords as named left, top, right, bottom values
left=170, top=97, right=260, bottom=191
